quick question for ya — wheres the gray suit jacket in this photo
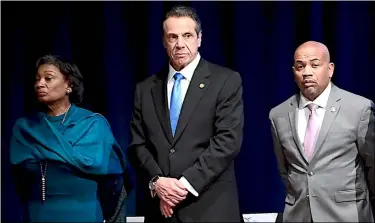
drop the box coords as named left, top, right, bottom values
left=269, top=84, right=375, bottom=222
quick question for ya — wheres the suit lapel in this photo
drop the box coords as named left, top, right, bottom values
left=172, top=59, right=212, bottom=145
left=310, top=85, right=341, bottom=161
left=288, top=95, right=309, bottom=163
left=151, top=68, right=173, bottom=144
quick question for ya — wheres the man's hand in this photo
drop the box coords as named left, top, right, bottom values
left=160, top=199, right=173, bottom=218
left=155, top=177, right=188, bottom=207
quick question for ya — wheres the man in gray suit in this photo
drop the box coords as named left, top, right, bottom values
left=269, top=41, right=375, bottom=222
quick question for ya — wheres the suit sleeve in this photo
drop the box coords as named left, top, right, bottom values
left=269, top=114, right=288, bottom=186
left=357, top=100, right=375, bottom=214
left=182, top=72, right=243, bottom=193
left=127, top=83, right=163, bottom=180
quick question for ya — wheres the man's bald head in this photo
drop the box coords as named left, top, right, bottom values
left=292, top=41, right=335, bottom=101
left=294, top=41, right=331, bottom=63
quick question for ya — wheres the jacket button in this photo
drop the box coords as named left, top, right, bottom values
left=170, top=148, right=175, bottom=153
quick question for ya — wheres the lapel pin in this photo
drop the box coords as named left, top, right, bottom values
left=199, top=83, right=205, bottom=89
left=330, top=107, right=336, bottom=113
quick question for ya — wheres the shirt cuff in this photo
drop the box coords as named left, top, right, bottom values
left=179, top=176, right=199, bottom=197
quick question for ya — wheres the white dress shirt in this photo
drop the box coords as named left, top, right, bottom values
left=167, top=53, right=201, bottom=109
left=297, top=82, right=332, bottom=146
left=167, top=53, right=201, bottom=197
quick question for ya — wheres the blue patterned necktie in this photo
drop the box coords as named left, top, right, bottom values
left=170, top=72, right=184, bottom=136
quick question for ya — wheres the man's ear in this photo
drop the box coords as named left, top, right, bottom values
left=328, top=62, right=335, bottom=78
left=197, top=32, right=202, bottom=47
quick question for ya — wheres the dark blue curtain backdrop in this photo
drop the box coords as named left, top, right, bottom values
left=2, top=1, right=375, bottom=221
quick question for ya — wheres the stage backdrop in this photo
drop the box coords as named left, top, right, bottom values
left=2, top=1, right=375, bottom=221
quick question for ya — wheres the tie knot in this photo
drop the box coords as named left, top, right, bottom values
left=174, top=72, right=184, bottom=81
left=307, top=103, right=318, bottom=111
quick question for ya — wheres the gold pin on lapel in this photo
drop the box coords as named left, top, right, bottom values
left=199, top=83, right=205, bottom=89
left=330, top=107, right=336, bottom=113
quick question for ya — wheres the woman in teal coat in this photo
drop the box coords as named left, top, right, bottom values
left=10, top=55, right=126, bottom=222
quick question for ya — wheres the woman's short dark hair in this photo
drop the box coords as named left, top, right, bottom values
left=35, top=55, right=84, bottom=104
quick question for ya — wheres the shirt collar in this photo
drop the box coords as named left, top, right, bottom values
left=167, top=53, right=201, bottom=82
left=299, top=82, right=332, bottom=109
